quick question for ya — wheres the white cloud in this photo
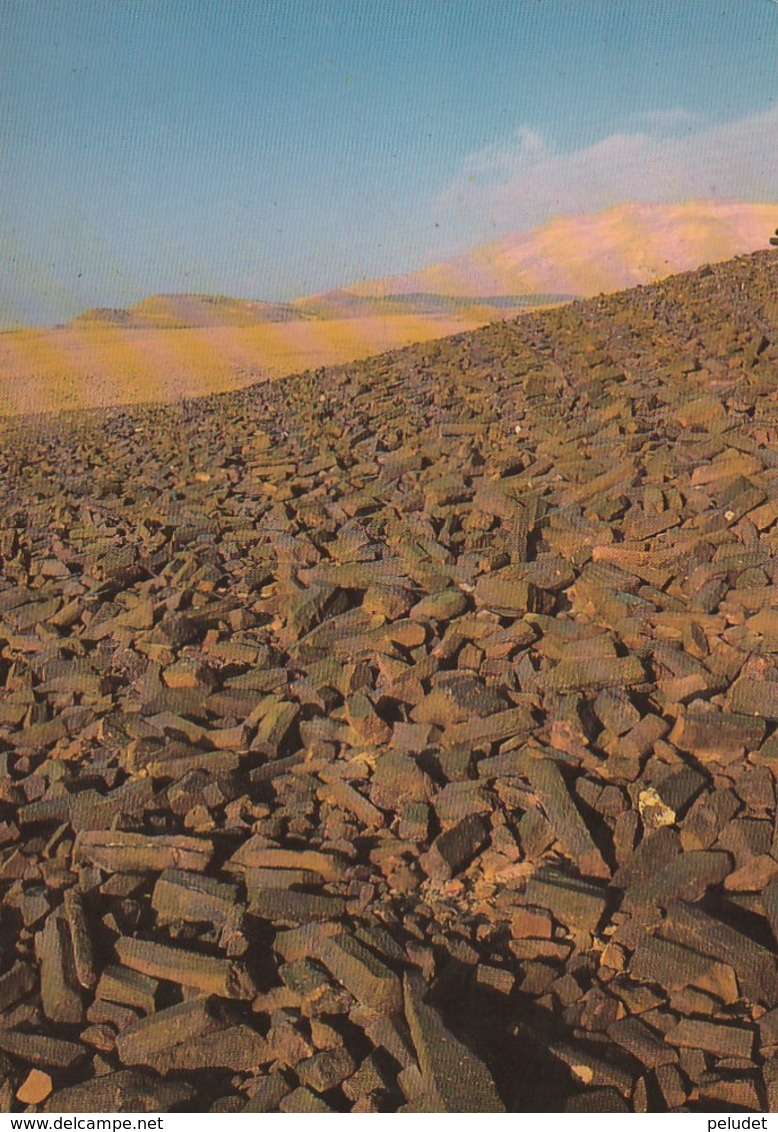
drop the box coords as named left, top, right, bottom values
left=438, top=104, right=778, bottom=234
left=461, top=127, right=550, bottom=179
left=626, top=108, right=703, bottom=131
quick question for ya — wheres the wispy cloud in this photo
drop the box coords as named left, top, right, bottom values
left=437, top=105, right=778, bottom=235
left=625, top=108, right=703, bottom=131
left=461, top=127, right=550, bottom=179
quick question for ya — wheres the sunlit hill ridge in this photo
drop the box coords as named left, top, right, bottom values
left=348, top=200, right=778, bottom=300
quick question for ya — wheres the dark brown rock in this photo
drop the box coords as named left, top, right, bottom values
left=421, top=813, right=489, bottom=881
left=318, top=933, right=403, bottom=1014
left=403, top=973, right=505, bottom=1111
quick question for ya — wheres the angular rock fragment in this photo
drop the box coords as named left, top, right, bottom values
left=637, top=766, right=706, bottom=828
left=545, top=656, right=645, bottom=693
left=662, top=900, right=778, bottom=1003
left=665, top=1018, right=755, bottom=1060
left=318, top=933, right=403, bottom=1014
left=442, top=705, right=535, bottom=749
left=621, top=850, right=731, bottom=910
left=151, top=869, right=241, bottom=929
left=114, top=937, right=256, bottom=998
left=629, top=935, right=738, bottom=1001
left=44, top=1071, right=195, bottom=1112
left=730, top=677, right=778, bottom=722
left=523, top=756, right=610, bottom=878
left=74, top=831, right=213, bottom=873
left=403, top=973, right=505, bottom=1112
left=115, top=997, right=223, bottom=1066
left=242, top=1073, right=292, bottom=1113
left=95, top=966, right=158, bottom=1013
left=593, top=688, right=641, bottom=736
left=474, top=571, right=545, bottom=616
left=280, top=1086, right=336, bottom=1112
left=672, top=708, right=766, bottom=756
left=0, top=962, right=36, bottom=1012
left=319, top=778, right=384, bottom=830
left=606, top=1017, right=677, bottom=1069
left=156, top=1025, right=270, bottom=1074
left=62, top=888, right=97, bottom=989
left=297, top=1047, right=357, bottom=1093
left=227, top=841, right=346, bottom=880
left=564, top=1088, right=630, bottom=1113
left=16, top=1068, right=53, bottom=1106
left=421, top=813, right=489, bottom=881
left=370, top=752, right=434, bottom=810
left=0, top=1031, right=86, bottom=1070
left=762, top=878, right=778, bottom=946
left=549, top=1041, right=634, bottom=1098
left=36, top=910, right=83, bottom=1024
left=247, top=889, right=347, bottom=924
left=523, top=867, right=608, bottom=933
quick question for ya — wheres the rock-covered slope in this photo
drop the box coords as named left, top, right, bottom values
left=1, top=250, right=778, bottom=1111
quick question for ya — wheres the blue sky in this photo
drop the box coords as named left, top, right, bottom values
left=2, top=0, right=777, bottom=326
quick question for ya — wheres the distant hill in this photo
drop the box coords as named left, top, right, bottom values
left=342, top=199, right=778, bottom=301
left=292, top=290, right=573, bottom=319
left=68, top=200, right=778, bottom=330
left=72, top=289, right=567, bottom=328
left=72, top=293, right=308, bottom=329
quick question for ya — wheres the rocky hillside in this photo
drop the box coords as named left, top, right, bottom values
left=1, top=250, right=778, bottom=1112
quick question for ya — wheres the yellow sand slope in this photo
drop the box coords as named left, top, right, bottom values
left=0, top=314, right=484, bottom=417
